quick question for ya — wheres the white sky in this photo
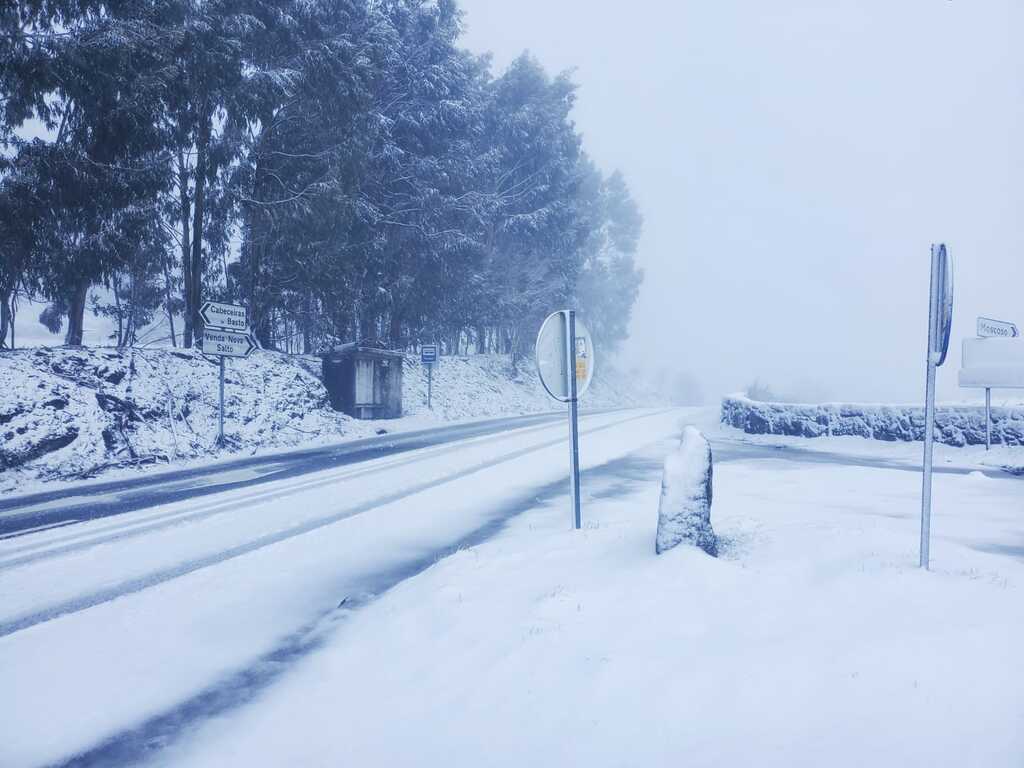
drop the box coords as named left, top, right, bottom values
left=458, top=0, right=1024, bottom=402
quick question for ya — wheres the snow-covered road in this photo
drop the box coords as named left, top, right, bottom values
left=0, top=410, right=593, bottom=537
left=0, top=408, right=680, bottom=767
left=1, top=408, right=1021, bottom=767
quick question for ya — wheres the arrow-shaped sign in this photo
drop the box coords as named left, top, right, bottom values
left=977, top=316, right=1019, bottom=339
left=200, top=301, right=247, bottom=331
left=203, top=328, right=258, bottom=358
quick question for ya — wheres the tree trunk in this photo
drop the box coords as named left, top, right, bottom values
left=112, top=275, right=124, bottom=346
left=358, top=313, right=373, bottom=342
left=190, top=111, right=211, bottom=351
left=64, top=278, right=90, bottom=346
left=163, top=260, right=177, bottom=347
left=0, top=285, right=11, bottom=349
left=177, top=150, right=193, bottom=348
left=389, top=312, right=402, bottom=350
left=126, top=273, right=138, bottom=347
left=303, top=293, right=314, bottom=354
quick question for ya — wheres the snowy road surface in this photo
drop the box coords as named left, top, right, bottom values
left=2, top=406, right=1008, bottom=540
left=0, top=410, right=597, bottom=538
left=1, top=408, right=1021, bottom=767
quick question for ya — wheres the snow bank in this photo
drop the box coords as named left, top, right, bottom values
left=655, top=426, right=717, bottom=556
left=721, top=394, right=1024, bottom=447
left=0, top=347, right=651, bottom=490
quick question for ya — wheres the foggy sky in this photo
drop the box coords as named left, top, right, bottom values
left=458, top=0, right=1024, bottom=403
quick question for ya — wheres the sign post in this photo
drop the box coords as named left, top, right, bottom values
left=219, top=357, right=225, bottom=444
left=975, top=317, right=1019, bottom=450
left=536, top=310, right=594, bottom=530
left=200, top=302, right=256, bottom=446
left=421, top=344, right=438, bottom=410
left=985, top=387, right=991, bottom=451
left=566, top=312, right=583, bottom=530
left=920, top=244, right=953, bottom=570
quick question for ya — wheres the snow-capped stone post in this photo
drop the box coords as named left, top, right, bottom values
left=655, top=426, right=718, bottom=556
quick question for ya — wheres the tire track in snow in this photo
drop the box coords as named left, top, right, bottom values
left=0, top=410, right=599, bottom=531
left=0, top=414, right=590, bottom=571
left=0, top=410, right=669, bottom=640
left=52, top=439, right=668, bottom=768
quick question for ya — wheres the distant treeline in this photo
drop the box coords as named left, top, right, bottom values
left=0, top=0, right=643, bottom=359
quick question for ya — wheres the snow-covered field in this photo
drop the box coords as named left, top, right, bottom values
left=2, top=408, right=1020, bottom=767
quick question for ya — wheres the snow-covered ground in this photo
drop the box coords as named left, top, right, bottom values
left=2, top=407, right=1020, bottom=767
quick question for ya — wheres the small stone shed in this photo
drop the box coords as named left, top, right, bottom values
left=321, top=342, right=403, bottom=420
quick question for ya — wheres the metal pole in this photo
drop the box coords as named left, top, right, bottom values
left=427, top=363, right=433, bottom=410
left=985, top=388, right=991, bottom=451
left=920, top=247, right=940, bottom=570
left=566, top=311, right=582, bottom=530
left=218, top=356, right=225, bottom=446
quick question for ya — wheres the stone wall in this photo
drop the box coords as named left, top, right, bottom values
left=721, top=395, right=1024, bottom=447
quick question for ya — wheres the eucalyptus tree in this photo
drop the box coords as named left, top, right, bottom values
left=0, top=0, right=170, bottom=344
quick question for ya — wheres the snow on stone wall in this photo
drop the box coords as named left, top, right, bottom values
left=721, top=394, right=1024, bottom=447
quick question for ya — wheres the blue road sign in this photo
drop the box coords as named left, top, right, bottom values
left=421, top=344, right=438, bottom=364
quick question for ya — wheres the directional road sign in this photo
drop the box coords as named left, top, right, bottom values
left=977, top=316, right=1019, bottom=339
left=200, top=301, right=248, bottom=332
left=203, top=328, right=257, bottom=358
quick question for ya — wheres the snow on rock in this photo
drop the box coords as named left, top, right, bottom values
left=0, top=346, right=362, bottom=491
left=655, top=426, right=717, bottom=556
left=721, top=394, right=1024, bottom=447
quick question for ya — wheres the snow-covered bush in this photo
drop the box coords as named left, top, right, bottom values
left=655, top=426, right=718, bottom=556
left=721, top=395, right=1024, bottom=447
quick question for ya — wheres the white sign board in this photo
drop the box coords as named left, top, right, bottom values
left=203, top=328, right=257, bottom=358
left=977, top=317, right=1019, bottom=339
left=958, top=338, right=1024, bottom=389
left=200, top=301, right=248, bottom=332
left=536, top=311, right=594, bottom=402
